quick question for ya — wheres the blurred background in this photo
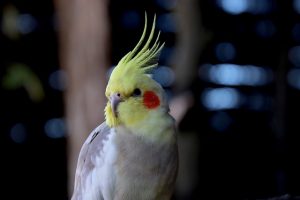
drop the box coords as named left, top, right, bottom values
left=1, top=0, right=300, bottom=199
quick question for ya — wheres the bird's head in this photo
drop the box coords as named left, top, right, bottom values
left=105, top=15, right=167, bottom=128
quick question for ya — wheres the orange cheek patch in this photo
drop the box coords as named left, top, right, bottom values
left=143, top=91, right=160, bottom=109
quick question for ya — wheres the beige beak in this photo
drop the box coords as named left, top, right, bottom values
left=110, top=93, right=121, bottom=117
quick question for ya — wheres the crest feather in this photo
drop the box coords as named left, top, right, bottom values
left=116, top=13, right=164, bottom=74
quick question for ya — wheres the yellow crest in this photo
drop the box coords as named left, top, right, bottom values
left=110, top=13, right=164, bottom=80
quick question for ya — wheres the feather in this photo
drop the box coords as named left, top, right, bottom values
left=71, top=122, right=112, bottom=200
left=115, top=13, right=164, bottom=76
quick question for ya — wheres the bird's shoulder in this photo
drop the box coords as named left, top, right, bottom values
left=75, top=122, right=112, bottom=176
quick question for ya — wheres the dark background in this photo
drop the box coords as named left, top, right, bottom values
left=1, top=0, right=300, bottom=199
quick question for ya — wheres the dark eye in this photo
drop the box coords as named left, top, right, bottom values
left=132, top=88, right=141, bottom=97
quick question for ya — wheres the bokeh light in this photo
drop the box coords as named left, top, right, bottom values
left=44, top=118, right=66, bottom=139
left=201, top=87, right=240, bottom=110
left=10, top=123, right=27, bottom=143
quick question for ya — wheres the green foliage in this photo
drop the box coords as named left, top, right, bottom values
left=2, top=63, right=45, bottom=102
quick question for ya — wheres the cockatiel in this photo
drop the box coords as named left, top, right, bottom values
left=71, top=15, right=178, bottom=200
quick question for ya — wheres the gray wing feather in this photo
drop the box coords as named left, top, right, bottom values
left=71, top=122, right=111, bottom=200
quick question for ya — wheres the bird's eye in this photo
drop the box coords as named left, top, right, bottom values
left=132, top=88, right=141, bottom=97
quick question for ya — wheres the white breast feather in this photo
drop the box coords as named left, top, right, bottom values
left=83, top=128, right=117, bottom=200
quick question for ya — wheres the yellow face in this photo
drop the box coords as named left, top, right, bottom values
left=105, top=72, right=163, bottom=127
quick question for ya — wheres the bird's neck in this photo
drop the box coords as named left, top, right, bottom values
left=117, top=108, right=176, bottom=144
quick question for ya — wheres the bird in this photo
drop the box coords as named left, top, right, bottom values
left=71, top=14, right=178, bottom=200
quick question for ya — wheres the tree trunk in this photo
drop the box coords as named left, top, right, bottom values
left=54, top=0, right=110, bottom=196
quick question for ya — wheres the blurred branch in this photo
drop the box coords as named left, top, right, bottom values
left=171, top=0, right=211, bottom=93
left=54, top=0, right=110, bottom=196
left=255, top=194, right=300, bottom=200
left=169, top=0, right=211, bottom=125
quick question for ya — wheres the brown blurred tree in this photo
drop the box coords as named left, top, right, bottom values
left=54, top=0, right=110, bottom=196
left=169, top=0, right=211, bottom=199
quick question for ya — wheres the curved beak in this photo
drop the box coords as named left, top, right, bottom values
left=110, top=93, right=121, bottom=117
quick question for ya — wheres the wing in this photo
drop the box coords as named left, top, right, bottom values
left=71, top=122, right=111, bottom=200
